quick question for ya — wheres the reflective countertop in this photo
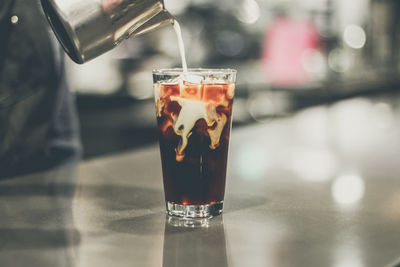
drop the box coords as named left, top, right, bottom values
left=2, top=94, right=400, bottom=267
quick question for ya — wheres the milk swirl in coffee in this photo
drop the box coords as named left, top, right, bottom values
left=153, top=21, right=235, bottom=205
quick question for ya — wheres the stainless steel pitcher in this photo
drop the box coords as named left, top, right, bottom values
left=41, top=0, right=174, bottom=64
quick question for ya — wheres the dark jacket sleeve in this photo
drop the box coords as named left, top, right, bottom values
left=0, top=0, right=81, bottom=177
left=0, top=0, right=14, bottom=21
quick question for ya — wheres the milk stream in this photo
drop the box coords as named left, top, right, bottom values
left=173, top=21, right=188, bottom=73
left=157, top=20, right=229, bottom=161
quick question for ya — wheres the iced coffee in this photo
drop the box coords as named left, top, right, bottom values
left=153, top=69, right=236, bottom=218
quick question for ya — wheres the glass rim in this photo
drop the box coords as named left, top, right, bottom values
left=152, top=68, right=237, bottom=76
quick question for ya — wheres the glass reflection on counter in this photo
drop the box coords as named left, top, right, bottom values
left=333, top=242, right=364, bottom=267
left=162, top=215, right=228, bottom=267
left=0, top=162, right=80, bottom=267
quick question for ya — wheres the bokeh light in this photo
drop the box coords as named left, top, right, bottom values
left=236, top=143, right=269, bottom=180
left=237, top=0, right=260, bottom=25
left=301, top=49, right=326, bottom=79
left=343, top=25, right=366, bottom=49
left=164, top=0, right=190, bottom=15
left=371, top=102, right=394, bottom=130
left=329, top=98, right=373, bottom=154
left=290, top=148, right=337, bottom=182
left=333, top=242, right=364, bottom=267
left=66, top=55, right=122, bottom=94
left=215, top=31, right=245, bottom=57
left=328, top=48, right=352, bottom=73
left=127, top=71, right=154, bottom=99
left=248, top=92, right=274, bottom=122
left=331, top=174, right=365, bottom=206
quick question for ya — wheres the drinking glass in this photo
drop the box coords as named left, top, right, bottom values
left=153, top=68, right=236, bottom=218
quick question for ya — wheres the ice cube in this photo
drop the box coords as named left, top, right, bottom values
left=161, top=83, right=180, bottom=98
left=176, top=74, right=204, bottom=100
left=162, top=77, right=181, bottom=85
left=203, top=75, right=227, bottom=84
left=203, top=84, right=226, bottom=103
left=182, top=74, right=204, bottom=84
left=180, top=82, right=203, bottom=100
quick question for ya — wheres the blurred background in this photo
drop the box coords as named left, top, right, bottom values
left=67, top=0, right=400, bottom=158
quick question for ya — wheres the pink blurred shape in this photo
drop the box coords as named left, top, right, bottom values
left=262, top=17, right=319, bottom=86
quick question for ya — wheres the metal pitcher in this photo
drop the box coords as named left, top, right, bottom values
left=41, top=0, right=174, bottom=64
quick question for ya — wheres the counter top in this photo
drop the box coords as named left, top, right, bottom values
left=1, top=94, right=400, bottom=267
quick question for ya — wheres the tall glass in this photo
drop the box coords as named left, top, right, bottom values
left=153, top=68, right=236, bottom=218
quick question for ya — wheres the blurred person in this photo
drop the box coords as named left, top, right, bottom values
left=262, top=9, right=320, bottom=85
left=0, top=0, right=81, bottom=178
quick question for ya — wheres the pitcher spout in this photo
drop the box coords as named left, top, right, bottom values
left=132, top=10, right=174, bottom=37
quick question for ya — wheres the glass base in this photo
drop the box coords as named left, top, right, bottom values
left=166, top=201, right=223, bottom=218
